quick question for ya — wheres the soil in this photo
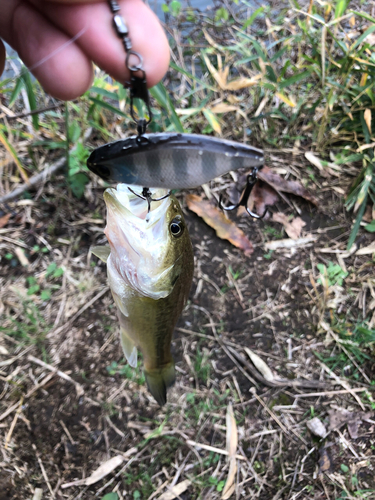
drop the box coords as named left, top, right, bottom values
left=1, top=166, right=374, bottom=500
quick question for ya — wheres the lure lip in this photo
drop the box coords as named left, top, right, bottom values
left=87, top=133, right=264, bottom=188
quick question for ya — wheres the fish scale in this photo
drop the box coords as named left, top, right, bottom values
left=87, top=133, right=264, bottom=189
left=92, top=185, right=194, bottom=406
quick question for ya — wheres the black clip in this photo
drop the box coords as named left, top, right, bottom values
left=219, top=167, right=268, bottom=219
left=129, top=72, right=152, bottom=135
left=128, top=187, right=171, bottom=213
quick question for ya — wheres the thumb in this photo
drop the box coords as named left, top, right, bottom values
left=0, top=40, right=5, bottom=77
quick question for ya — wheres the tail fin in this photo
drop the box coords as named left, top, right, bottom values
left=145, top=362, right=175, bottom=406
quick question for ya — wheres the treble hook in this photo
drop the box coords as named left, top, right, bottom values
left=219, top=167, right=268, bottom=219
left=128, top=187, right=171, bottom=213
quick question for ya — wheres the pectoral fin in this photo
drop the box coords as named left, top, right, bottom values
left=120, top=330, right=138, bottom=368
left=91, top=245, right=111, bottom=263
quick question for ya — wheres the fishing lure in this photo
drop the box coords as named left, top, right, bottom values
left=87, top=133, right=264, bottom=190
left=86, top=0, right=266, bottom=216
left=92, top=184, right=194, bottom=405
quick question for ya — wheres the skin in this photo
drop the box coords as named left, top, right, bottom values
left=0, top=0, right=170, bottom=100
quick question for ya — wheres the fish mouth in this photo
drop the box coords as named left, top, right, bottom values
left=104, top=184, right=173, bottom=299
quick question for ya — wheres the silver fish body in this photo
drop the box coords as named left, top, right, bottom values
left=87, top=133, right=264, bottom=189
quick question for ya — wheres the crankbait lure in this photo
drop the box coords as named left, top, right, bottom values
left=87, top=133, right=264, bottom=190
left=86, top=0, right=266, bottom=217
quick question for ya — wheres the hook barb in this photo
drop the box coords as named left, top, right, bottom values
left=128, top=187, right=171, bottom=213
left=219, top=167, right=268, bottom=219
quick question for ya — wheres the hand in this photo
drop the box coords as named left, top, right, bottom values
left=0, top=0, right=170, bottom=100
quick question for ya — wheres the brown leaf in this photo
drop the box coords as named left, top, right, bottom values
left=258, top=166, right=318, bottom=205
left=272, top=213, right=306, bottom=239
left=157, top=480, right=191, bottom=500
left=222, top=403, right=238, bottom=499
left=364, top=109, right=372, bottom=135
left=222, top=458, right=236, bottom=499
left=186, top=194, right=253, bottom=256
left=249, top=181, right=279, bottom=215
left=319, top=447, right=333, bottom=473
left=244, top=348, right=274, bottom=381
left=210, top=103, right=239, bottom=114
left=225, top=75, right=262, bottom=90
left=226, top=403, right=238, bottom=457
left=328, top=408, right=374, bottom=437
left=85, top=455, right=124, bottom=486
left=0, top=213, right=11, bottom=228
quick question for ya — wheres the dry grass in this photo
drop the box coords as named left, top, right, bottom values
left=1, top=1, right=375, bottom=499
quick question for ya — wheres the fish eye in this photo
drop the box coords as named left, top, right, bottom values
left=170, top=217, right=184, bottom=238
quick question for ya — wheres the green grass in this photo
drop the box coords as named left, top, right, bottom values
left=106, top=358, right=146, bottom=386
left=1, top=1, right=374, bottom=247
left=0, top=299, right=51, bottom=355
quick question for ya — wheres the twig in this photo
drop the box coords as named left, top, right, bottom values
left=250, top=388, right=308, bottom=447
left=318, top=361, right=365, bottom=410
left=28, top=355, right=84, bottom=396
left=0, top=127, right=92, bottom=204
left=33, top=444, right=55, bottom=498
left=293, top=387, right=369, bottom=398
left=4, top=397, right=23, bottom=449
left=51, top=287, right=109, bottom=337
left=227, top=346, right=327, bottom=390
left=7, top=102, right=66, bottom=121
left=186, top=440, right=247, bottom=461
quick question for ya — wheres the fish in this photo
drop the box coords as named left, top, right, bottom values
left=87, top=133, right=264, bottom=189
left=92, top=184, right=194, bottom=406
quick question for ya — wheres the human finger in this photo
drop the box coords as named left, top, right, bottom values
left=0, top=2, right=93, bottom=100
left=38, top=0, right=170, bottom=88
left=0, top=40, right=5, bottom=77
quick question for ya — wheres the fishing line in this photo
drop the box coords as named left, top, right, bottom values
left=2, top=23, right=88, bottom=85
left=27, top=24, right=88, bottom=73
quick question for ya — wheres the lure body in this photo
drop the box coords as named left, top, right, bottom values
left=87, top=133, right=264, bottom=189
left=92, top=184, right=194, bottom=406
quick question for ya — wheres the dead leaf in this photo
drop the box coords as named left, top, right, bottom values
left=0, top=213, right=11, bottom=228
left=14, top=247, right=29, bottom=267
left=244, top=347, right=274, bottom=381
left=306, top=417, right=327, bottom=438
left=210, top=103, right=239, bottom=114
left=222, top=404, right=238, bottom=499
left=328, top=407, right=373, bottom=438
left=305, top=152, right=330, bottom=178
left=85, top=455, right=124, bottom=486
left=364, top=109, right=372, bottom=135
left=272, top=213, right=306, bottom=239
left=222, top=459, right=236, bottom=500
left=225, top=75, right=262, bottom=90
left=157, top=480, right=191, bottom=500
left=264, top=235, right=317, bottom=250
left=319, top=447, right=333, bottom=473
left=258, top=166, right=318, bottom=205
left=248, top=181, right=279, bottom=216
left=226, top=403, right=238, bottom=457
left=186, top=194, right=253, bottom=256
left=32, top=489, right=43, bottom=500
left=356, top=241, right=375, bottom=255
left=276, top=92, right=296, bottom=107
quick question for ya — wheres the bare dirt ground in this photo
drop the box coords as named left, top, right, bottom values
left=1, top=152, right=374, bottom=499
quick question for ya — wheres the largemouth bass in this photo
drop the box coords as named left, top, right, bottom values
left=87, top=133, right=264, bottom=189
left=92, top=184, right=194, bottom=406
